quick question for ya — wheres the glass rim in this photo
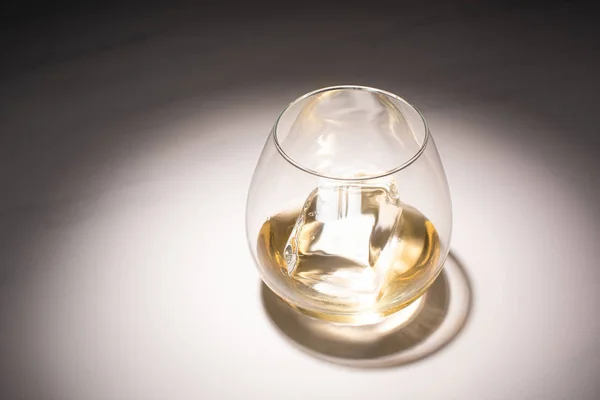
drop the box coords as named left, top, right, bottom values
left=272, top=85, right=431, bottom=181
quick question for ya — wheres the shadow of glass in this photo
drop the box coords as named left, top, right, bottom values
left=261, top=252, right=472, bottom=368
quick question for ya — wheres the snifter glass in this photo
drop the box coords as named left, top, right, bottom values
left=246, top=86, right=452, bottom=324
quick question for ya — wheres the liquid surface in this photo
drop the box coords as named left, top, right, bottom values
left=257, top=182, right=442, bottom=320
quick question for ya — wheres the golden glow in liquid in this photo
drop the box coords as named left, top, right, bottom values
left=257, top=182, right=441, bottom=323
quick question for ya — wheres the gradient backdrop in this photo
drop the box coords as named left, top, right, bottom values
left=1, top=1, right=599, bottom=399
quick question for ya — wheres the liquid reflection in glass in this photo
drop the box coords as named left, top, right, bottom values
left=261, top=252, right=471, bottom=368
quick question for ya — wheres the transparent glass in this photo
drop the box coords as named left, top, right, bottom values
left=246, top=86, right=452, bottom=324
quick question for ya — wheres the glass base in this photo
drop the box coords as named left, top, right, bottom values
left=261, top=252, right=471, bottom=367
left=286, top=289, right=429, bottom=327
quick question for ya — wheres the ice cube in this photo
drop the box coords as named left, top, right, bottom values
left=284, top=179, right=403, bottom=301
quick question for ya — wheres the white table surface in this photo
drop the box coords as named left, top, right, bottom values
left=1, top=2, right=599, bottom=399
